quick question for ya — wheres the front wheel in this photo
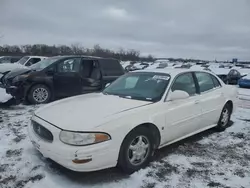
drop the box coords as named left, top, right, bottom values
left=27, top=84, right=51, bottom=104
left=118, top=127, right=155, bottom=174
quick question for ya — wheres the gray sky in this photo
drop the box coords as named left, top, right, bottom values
left=1, top=0, right=250, bottom=60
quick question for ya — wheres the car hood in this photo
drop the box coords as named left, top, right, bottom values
left=35, top=93, right=152, bottom=131
left=0, top=63, right=29, bottom=74
left=4, top=67, right=32, bottom=79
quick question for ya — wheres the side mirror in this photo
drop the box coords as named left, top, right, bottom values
left=169, top=90, right=190, bottom=101
left=105, top=83, right=111, bottom=88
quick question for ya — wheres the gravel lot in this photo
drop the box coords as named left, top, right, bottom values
left=0, top=88, right=250, bottom=188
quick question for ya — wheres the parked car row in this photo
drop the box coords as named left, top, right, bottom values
left=1, top=57, right=250, bottom=105
left=123, top=60, right=250, bottom=88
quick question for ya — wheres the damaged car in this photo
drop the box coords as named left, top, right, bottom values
left=1, top=55, right=124, bottom=104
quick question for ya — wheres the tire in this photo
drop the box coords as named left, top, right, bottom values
left=215, top=103, right=232, bottom=132
left=27, top=84, right=51, bottom=104
left=118, top=127, right=155, bottom=174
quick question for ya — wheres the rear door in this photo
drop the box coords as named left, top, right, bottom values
left=194, top=72, right=225, bottom=127
left=53, top=57, right=82, bottom=97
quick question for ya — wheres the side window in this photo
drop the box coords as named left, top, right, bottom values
left=11, top=57, right=20, bottom=63
left=25, top=58, right=32, bottom=66
left=211, top=75, right=221, bottom=88
left=32, top=58, right=42, bottom=64
left=171, top=73, right=196, bottom=96
left=195, top=72, right=215, bottom=93
left=99, top=59, right=124, bottom=76
left=57, top=58, right=81, bottom=73
left=26, top=58, right=41, bottom=66
left=0, top=57, right=10, bottom=63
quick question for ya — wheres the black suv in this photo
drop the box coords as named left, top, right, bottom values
left=1, top=56, right=125, bottom=104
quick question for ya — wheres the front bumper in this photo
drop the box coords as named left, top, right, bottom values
left=28, top=115, right=118, bottom=172
left=5, top=85, right=25, bottom=101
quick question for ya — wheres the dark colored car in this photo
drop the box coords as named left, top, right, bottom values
left=226, top=69, right=242, bottom=85
left=0, top=56, right=22, bottom=64
left=1, top=56, right=125, bottom=104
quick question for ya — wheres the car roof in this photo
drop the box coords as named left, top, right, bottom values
left=50, top=55, right=117, bottom=60
left=24, top=56, right=47, bottom=58
left=133, top=68, right=213, bottom=77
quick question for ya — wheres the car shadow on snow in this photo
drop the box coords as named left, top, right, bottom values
left=43, top=121, right=234, bottom=186
left=154, top=121, right=234, bottom=160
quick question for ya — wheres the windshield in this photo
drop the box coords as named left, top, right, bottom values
left=103, top=72, right=170, bottom=102
left=30, top=57, right=60, bottom=70
left=17, top=56, right=29, bottom=65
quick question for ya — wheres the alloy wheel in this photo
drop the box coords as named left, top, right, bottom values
left=127, top=135, right=150, bottom=166
left=32, top=87, right=49, bottom=103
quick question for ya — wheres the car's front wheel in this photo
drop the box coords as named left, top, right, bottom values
left=27, top=84, right=51, bottom=104
left=118, top=127, right=155, bottom=174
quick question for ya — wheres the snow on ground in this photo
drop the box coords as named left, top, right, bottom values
left=1, top=89, right=250, bottom=188
left=0, top=88, right=12, bottom=103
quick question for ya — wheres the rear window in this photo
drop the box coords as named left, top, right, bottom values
left=99, top=59, right=124, bottom=76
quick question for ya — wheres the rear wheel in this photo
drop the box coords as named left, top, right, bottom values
left=27, top=84, right=51, bottom=104
left=215, top=103, right=232, bottom=131
left=118, top=127, right=155, bottom=174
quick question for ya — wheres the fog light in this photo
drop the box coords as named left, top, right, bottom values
left=72, top=158, right=92, bottom=164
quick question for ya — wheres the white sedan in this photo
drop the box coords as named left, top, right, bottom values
left=28, top=69, right=238, bottom=174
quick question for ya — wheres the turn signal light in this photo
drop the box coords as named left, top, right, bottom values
left=95, top=133, right=110, bottom=143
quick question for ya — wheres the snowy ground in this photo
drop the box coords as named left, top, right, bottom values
left=0, top=88, right=12, bottom=103
left=0, top=88, right=250, bottom=188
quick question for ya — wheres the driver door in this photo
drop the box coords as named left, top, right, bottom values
left=161, top=72, right=203, bottom=144
left=53, top=58, right=82, bottom=97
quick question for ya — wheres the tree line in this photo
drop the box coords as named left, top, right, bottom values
left=0, top=44, right=155, bottom=62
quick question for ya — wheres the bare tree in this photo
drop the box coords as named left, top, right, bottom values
left=0, top=43, right=155, bottom=61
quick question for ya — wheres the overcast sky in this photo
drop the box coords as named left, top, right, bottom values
left=1, top=0, right=250, bottom=60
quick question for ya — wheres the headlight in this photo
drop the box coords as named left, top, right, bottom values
left=12, top=74, right=29, bottom=83
left=59, top=131, right=111, bottom=146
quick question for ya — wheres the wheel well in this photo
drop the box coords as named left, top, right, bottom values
left=25, top=83, right=53, bottom=99
left=127, top=123, right=161, bottom=149
left=226, top=100, right=233, bottom=113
